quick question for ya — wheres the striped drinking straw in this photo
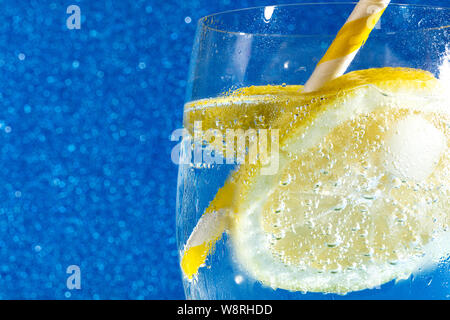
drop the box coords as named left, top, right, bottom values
left=304, top=0, right=391, bottom=92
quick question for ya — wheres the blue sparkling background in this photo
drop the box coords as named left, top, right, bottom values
left=0, top=0, right=447, bottom=300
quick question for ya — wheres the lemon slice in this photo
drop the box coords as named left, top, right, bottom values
left=184, top=85, right=304, bottom=134
left=181, top=68, right=450, bottom=294
left=232, top=69, right=450, bottom=294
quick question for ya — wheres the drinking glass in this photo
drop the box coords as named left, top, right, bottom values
left=176, top=3, right=450, bottom=299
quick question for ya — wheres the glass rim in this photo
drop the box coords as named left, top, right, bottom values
left=198, top=2, right=450, bottom=38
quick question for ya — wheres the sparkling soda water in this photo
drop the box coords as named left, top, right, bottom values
left=176, top=4, right=450, bottom=300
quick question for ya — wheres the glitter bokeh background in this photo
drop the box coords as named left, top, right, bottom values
left=0, top=0, right=446, bottom=299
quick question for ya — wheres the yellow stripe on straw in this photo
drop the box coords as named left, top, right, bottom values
left=182, top=242, right=214, bottom=280
left=318, top=9, right=385, bottom=65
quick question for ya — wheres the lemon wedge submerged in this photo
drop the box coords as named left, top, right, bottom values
left=181, top=68, right=450, bottom=294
